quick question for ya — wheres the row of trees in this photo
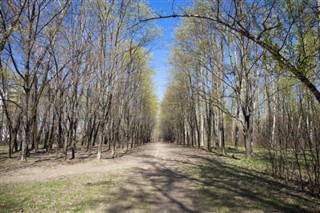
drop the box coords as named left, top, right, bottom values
left=160, top=0, right=320, bottom=194
left=0, top=0, right=158, bottom=160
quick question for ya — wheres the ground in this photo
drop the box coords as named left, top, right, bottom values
left=0, top=142, right=319, bottom=212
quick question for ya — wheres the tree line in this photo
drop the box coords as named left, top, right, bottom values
left=0, top=0, right=158, bottom=161
left=160, top=0, right=320, bottom=195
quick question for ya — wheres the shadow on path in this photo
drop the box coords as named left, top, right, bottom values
left=87, top=143, right=319, bottom=212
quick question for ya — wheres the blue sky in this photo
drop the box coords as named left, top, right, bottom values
left=147, top=0, right=192, bottom=102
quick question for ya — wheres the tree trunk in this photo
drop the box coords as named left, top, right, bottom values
left=244, top=114, right=253, bottom=158
left=21, top=87, right=30, bottom=161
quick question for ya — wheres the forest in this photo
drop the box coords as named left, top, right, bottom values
left=0, top=0, right=158, bottom=161
left=159, top=0, right=320, bottom=195
left=1, top=0, right=320, bottom=212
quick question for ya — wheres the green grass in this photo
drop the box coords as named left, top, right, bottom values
left=1, top=144, right=319, bottom=212
left=0, top=171, right=156, bottom=213
left=0, top=173, right=121, bottom=213
left=223, top=146, right=319, bottom=181
left=0, top=145, right=7, bottom=152
left=201, top=145, right=269, bottom=172
left=224, top=146, right=269, bottom=171
left=180, top=155, right=320, bottom=213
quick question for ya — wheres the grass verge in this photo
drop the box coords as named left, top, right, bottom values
left=181, top=154, right=320, bottom=213
left=0, top=173, right=121, bottom=212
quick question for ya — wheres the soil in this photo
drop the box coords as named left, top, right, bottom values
left=0, top=142, right=215, bottom=212
left=1, top=142, right=319, bottom=212
left=0, top=142, right=209, bottom=185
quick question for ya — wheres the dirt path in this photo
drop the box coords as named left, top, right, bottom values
left=0, top=142, right=212, bottom=212
left=105, top=142, right=207, bottom=213
left=0, top=142, right=204, bottom=185
left=1, top=142, right=319, bottom=212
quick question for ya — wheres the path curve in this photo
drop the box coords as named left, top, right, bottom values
left=1, top=142, right=213, bottom=212
left=0, top=142, right=208, bottom=185
left=2, top=142, right=318, bottom=213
